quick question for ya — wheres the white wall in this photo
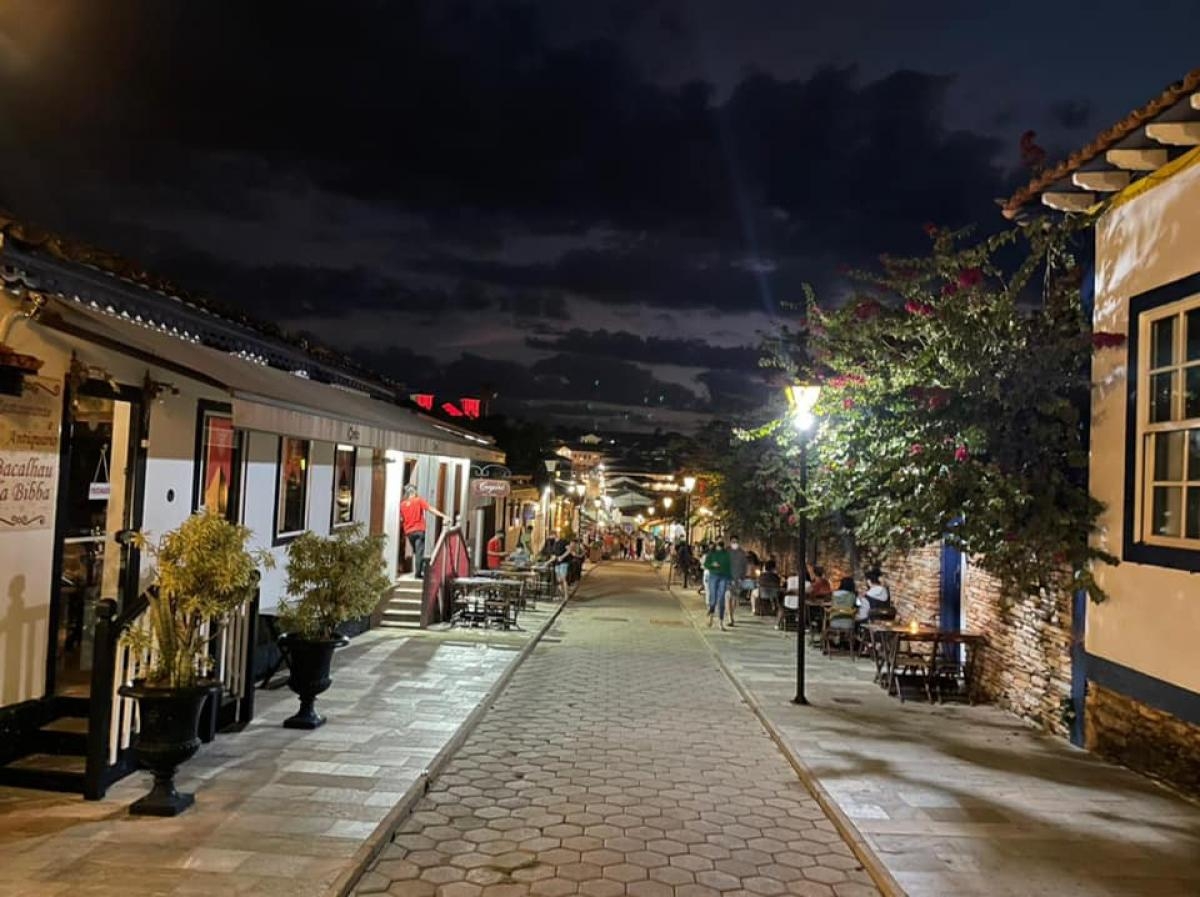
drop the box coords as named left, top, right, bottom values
left=1090, top=158, right=1200, bottom=693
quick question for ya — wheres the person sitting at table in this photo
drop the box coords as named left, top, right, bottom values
left=755, top=559, right=781, bottom=615
left=862, top=568, right=896, bottom=620
left=809, top=566, right=833, bottom=599
left=508, top=543, right=531, bottom=567
left=824, top=577, right=859, bottom=652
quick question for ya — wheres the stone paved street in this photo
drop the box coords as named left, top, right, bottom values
left=668, top=576, right=1200, bottom=897
left=355, top=563, right=881, bottom=897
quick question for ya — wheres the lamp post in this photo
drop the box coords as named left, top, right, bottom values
left=681, top=476, right=696, bottom=588
left=786, top=382, right=821, bottom=706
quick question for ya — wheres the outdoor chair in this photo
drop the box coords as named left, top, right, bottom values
left=822, top=612, right=857, bottom=659
left=756, top=583, right=780, bottom=616
left=893, top=638, right=937, bottom=703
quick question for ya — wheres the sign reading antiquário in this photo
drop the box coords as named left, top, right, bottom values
left=0, top=376, right=61, bottom=530
left=470, top=478, right=511, bottom=498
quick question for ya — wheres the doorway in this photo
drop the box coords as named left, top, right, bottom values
left=940, top=538, right=963, bottom=632
left=49, top=383, right=145, bottom=696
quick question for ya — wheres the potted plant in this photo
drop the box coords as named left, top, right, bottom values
left=277, top=524, right=389, bottom=729
left=121, top=510, right=270, bottom=816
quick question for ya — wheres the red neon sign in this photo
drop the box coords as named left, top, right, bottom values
left=413, top=393, right=434, bottom=411
left=460, top=397, right=481, bottom=419
left=441, top=402, right=464, bottom=417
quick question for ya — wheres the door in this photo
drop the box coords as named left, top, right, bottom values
left=50, top=383, right=144, bottom=696
left=939, top=538, right=963, bottom=632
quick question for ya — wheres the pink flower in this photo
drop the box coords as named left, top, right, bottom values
left=1091, top=332, right=1127, bottom=349
left=941, top=282, right=959, bottom=297
left=954, top=445, right=970, bottom=463
left=905, top=299, right=934, bottom=317
left=957, top=267, right=984, bottom=288
left=778, top=503, right=791, bottom=515
left=828, top=373, right=867, bottom=389
left=842, top=397, right=855, bottom=410
left=787, top=514, right=799, bottom=526
left=910, top=443, right=925, bottom=456
left=853, top=299, right=882, bottom=320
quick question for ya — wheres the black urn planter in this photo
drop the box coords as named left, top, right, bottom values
left=278, top=633, right=349, bottom=729
left=118, top=680, right=216, bottom=816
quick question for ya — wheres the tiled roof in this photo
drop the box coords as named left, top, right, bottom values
left=0, top=212, right=401, bottom=395
left=1001, top=68, right=1200, bottom=219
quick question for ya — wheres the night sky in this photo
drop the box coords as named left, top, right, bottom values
left=0, top=2, right=1195, bottom=431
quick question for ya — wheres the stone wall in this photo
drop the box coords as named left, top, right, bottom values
left=882, top=544, right=942, bottom=625
left=962, top=564, right=1073, bottom=738
left=1085, top=683, right=1200, bottom=798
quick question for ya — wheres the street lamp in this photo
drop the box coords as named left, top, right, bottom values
left=680, top=475, right=697, bottom=588
left=785, top=382, right=821, bottom=706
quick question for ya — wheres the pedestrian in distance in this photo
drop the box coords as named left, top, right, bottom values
left=727, top=536, right=747, bottom=628
left=703, top=539, right=732, bottom=630
left=400, top=484, right=447, bottom=579
left=552, top=535, right=572, bottom=601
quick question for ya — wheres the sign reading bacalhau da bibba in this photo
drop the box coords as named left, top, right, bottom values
left=0, top=376, right=61, bottom=530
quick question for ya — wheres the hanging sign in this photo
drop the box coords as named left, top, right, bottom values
left=0, top=376, right=62, bottom=530
left=471, top=478, right=511, bottom=498
left=89, top=445, right=111, bottom=501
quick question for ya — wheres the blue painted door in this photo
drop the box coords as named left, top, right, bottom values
left=940, top=539, right=962, bottom=631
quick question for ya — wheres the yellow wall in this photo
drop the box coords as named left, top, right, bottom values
left=1090, top=160, right=1200, bottom=693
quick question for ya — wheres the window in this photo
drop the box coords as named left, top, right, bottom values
left=275, top=437, right=309, bottom=540
left=193, top=401, right=242, bottom=520
left=1124, top=273, right=1200, bottom=570
left=332, top=444, right=357, bottom=528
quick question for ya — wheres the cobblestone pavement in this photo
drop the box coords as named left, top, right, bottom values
left=356, top=562, right=881, bottom=897
left=669, top=581, right=1200, bottom=897
left=0, top=605, right=558, bottom=897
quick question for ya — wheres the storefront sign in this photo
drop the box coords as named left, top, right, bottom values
left=471, top=478, right=511, bottom=498
left=0, top=376, right=61, bottom=530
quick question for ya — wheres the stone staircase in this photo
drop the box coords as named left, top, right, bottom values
left=379, top=580, right=425, bottom=629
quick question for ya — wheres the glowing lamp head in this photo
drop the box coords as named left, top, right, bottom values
left=663, top=496, right=673, bottom=509
left=908, top=619, right=919, bottom=634
left=786, top=383, right=821, bottom=431
left=682, top=475, right=697, bottom=492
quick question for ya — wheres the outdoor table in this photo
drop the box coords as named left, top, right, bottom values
left=868, top=623, right=986, bottom=703
left=450, top=577, right=524, bottom=630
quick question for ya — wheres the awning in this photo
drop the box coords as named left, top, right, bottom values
left=40, top=298, right=503, bottom=462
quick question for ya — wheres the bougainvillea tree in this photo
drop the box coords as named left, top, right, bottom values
left=754, top=218, right=1118, bottom=602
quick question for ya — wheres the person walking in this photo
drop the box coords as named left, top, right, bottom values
left=552, top=535, right=572, bottom=600
left=727, top=536, right=747, bottom=627
left=703, top=539, right=732, bottom=631
left=400, top=484, right=447, bottom=579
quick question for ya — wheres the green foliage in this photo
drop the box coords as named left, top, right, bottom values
left=755, top=219, right=1116, bottom=601
left=128, top=511, right=272, bottom=688
left=278, top=524, right=391, bottom=640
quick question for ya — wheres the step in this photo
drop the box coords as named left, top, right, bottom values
left=387, top=596, right=423, bottom=609
left=36, top=716, right=89, bottom=755
left=0, top=753, right=86, bottom=794
left=378, top=619, right=423, bottom=629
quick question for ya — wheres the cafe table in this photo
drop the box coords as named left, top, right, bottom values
left=449, top=576, right=526, bottom=630
left=867, top=622, right=986, bottom=703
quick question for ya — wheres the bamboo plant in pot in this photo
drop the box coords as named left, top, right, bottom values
left=277, top=524, right=389, bottom=729
left=121, top=510, right=270, bottom=816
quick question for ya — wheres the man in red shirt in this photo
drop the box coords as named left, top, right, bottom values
left=400, top=484, right=447, bottom=578
left=486, top=530, right=506, bottom=569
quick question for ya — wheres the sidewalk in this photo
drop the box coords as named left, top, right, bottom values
left=669, top=582, right=1200, bottom=897
left=0, top=602, right=562, bottom=897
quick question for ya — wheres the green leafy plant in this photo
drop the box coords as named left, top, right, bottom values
left=278, top=524, right=390, bottom=640
left=748, top=217, right=1117, bottom=601
left=128, top=510, right=272, bottom=688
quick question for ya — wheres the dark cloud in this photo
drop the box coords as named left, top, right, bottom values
left=1049, top=98, right=1092, bottom=130
left=0, top=0, right=1155, bottom=428
left=526, top=328, right=758, bottom=369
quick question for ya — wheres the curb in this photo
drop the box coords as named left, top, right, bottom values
left=662, top=573, right=907, bottom=897
left=329, top=576, right=580, bottom=897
